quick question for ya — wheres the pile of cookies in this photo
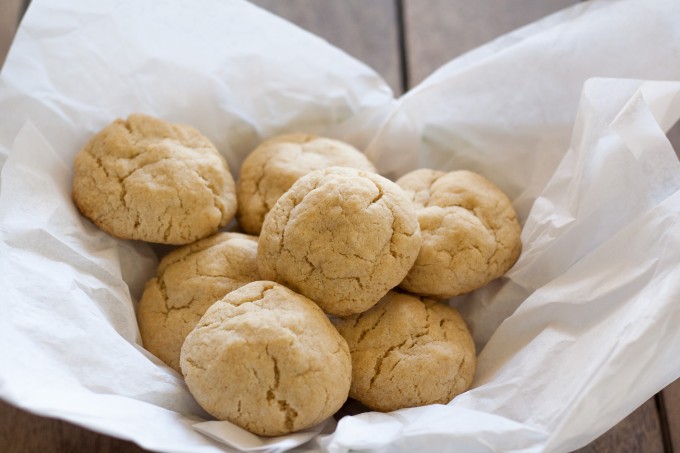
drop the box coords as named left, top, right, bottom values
left=72, top=113, right=522, bottom=436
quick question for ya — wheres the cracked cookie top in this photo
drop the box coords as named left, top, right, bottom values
left=72, top=113, right=237, bottom=244
left=257, top=167, right=422, bottom=317
left=137, top=232, right=260, bottom=372
left=236, top=133, right=375, bottom=235
left=396, top=169, right=522, bottom=299
left=334, top=291, right=476, bottom=412
left=180, top=281, right=351, bottom=436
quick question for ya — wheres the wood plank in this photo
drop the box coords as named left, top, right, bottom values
left=573, top=398, right=665, bottom=453
left=0, top=2, right=402, bottom=451
left=667, top=118, right=680, bottom=159
left=663, top=378, right=680, bottom=451
left=0, top=400, right=146, bottom=453
left=402, top=2, right=677, bottom=452
left=403, top=0, right=576, bottom=86
left=249, top=0, right=402, bottom=95
left=0, top=0, right=24, bottom=68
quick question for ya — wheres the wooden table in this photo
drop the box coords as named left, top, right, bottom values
left=1, top=1, right=679, bottom=452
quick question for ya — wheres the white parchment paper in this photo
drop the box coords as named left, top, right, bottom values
left=1, top=0, right=679, bottom=452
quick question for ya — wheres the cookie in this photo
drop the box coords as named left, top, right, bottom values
left=72, top=113, right=237, bottom=244
left=236, top=133, right=375, bottom=234
left=138, top=232, right=259, bottom=372
left=257, top=167, right=422, bottom=317
left=396, top=169, right=521, bottom=298
left=180, top=281, right=351, bottom=436
left=334, top=291, right=476, bottom=412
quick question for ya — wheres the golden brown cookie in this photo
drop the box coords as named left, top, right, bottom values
left=236, top=133, right=375, bottom=234
left=138, top=232, right=259, bottom=372
left=334, top=291, right=476, bottom=412
left=72, top=113, right=237, bottom=244
left=257, top=167, right=422, bottom=317
left=180, top=281, right=351, bottom=436
left=396, top=169, right=521, bottom=298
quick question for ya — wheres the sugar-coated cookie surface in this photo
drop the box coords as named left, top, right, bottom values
left=137, top=232, right=260, bottom=372
left=257, top=167, right=422, bottom=317
left=72, top=113, right=237, bottom=244
left=334, top=291, right=476, bottom=412
left=236, top=133, right=375, bottom=235
left=180, top=281, right=351, bottom=436
left=396, top=169, right=521, bottom=298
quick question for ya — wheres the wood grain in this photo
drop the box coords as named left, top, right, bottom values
left=402, top=0, right=576, bottom=86
left=574, top=398, right=665, bottom=453
left=0, top=400, right=146, bottom=453
left=249, top=0, right=402, bottom=95
left=663, top=379, right=680, bottom=451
